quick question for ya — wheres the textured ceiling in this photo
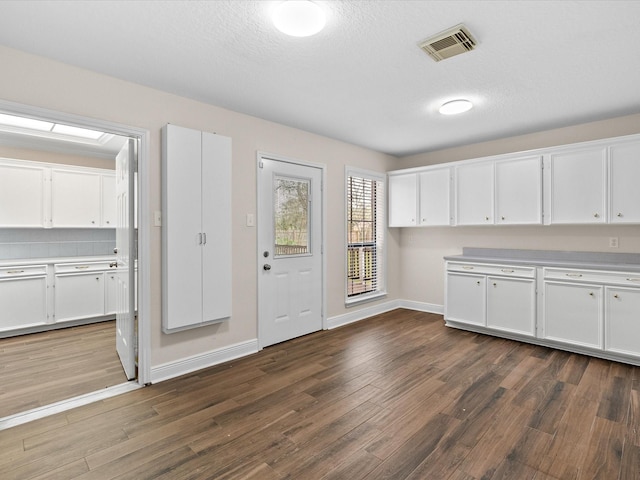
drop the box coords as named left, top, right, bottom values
left=0, top=0, right=639, bottom=157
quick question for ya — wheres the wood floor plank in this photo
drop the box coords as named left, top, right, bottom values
left=0, top=309, right=638, bottom=480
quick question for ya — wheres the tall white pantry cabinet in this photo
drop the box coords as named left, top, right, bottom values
left=162, top=124, right=232, bottom=333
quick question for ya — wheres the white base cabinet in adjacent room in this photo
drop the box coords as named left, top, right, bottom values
left=162, top=124, right=232, bottom=333
left=0, top=265, right=48, bottom=331
left=55, top=271, right=105, bottom=322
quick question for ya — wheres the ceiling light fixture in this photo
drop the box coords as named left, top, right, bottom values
left=272, top=1, right=326, bottom=37
left=439, top=99, right=473, bottom=115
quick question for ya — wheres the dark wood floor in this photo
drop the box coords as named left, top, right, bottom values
left=0, top=321, right=127, bottom=418
left=1, top=309, right=638, bottom=479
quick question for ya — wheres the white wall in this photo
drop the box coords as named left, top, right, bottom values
left=0, top=46, right=400, bottom=369
left=397, top=113, right=640, bottom=306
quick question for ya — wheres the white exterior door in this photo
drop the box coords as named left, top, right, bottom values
left=115, top=139, right=136, bottom=380
left=258, top=156, right=323, bottom=348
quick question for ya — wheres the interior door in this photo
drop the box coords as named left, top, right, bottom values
left=115, top=138, right=137, bottom=380
left=258, top=156, right=323, bottom=348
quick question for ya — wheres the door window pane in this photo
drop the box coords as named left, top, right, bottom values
left=274, top=176, right=310, bottom=256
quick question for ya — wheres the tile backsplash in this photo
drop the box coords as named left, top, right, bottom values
left=0, top=229, right=115, bottom=260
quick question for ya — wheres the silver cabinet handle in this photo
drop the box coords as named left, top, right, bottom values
left=7, top=270, right=25, bottom=274
left=198, top=233, right=203, bottom=245
left=462, top=266, right=474, bottom=270
left=75, top=266, right=89, bottom=270
left=264, top=264, right=271, bottom=271
left=593, top=213, right=599, bottom=218
left=501, top=269, right=514, bottom=273
left=202, top=232, right=207, bottom=245
left=476, top=281, right=481, bottom=285
left=589, top=292, right=594, bottom=297
left=566, top=273, right=582, bottom=278
left=617, top=213, right=623, bottom=217
left=613, top=294, right=620, bottom=299
left=627, top=278, right=640, bottom=282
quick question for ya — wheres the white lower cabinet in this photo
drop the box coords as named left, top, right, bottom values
left=445, top=273, right=486, bottom=326
left=487, top=276, right=536, bottom=336
left=605, top=287, right=640, bottom=357
left=542, top=281, right=603, bottom=349
left=55, top=272, right=105, bottom=322
left=0, top=265, right=48, bottom=330
left=446, top=259, right=640, bottom=365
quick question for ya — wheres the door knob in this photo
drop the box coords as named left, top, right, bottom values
left=263, top=264, right=272, bottom=271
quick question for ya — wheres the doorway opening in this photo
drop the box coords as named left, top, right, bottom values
left=0, top=100, right=149, bottom=429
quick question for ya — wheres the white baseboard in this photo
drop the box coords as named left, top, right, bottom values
left=397, top=300, right=444, bottom=315
left=150, top=339, right=259, bottom=384
left=326, top=299, right=443, bottom=330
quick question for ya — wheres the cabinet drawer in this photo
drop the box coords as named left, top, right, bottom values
left=0, top=264, right=47, bottom=278
left=447, top=262, right=535, bottom=278
left=55, top=261, right=113, bottom=274
left=543, top=268, right=640, bottom=287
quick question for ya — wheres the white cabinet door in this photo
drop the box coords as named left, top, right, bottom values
left=609, top=140, right=640, bottom=224
left=55, top=273, right=105, bottom=322
left=101, top=173, right=116, bottom=227
left=0, top=275, right=48, bottom=330
left=543, top=281, right=603, bottom=348
left=605, top=287, right=640, bottom=357
left=445, top=272, right=486, bottom=326
left=487, top=276, right=536, bottom=336
left=388, top=173, right=417, bottom=227
left=51, top=169, right=102, bottom=227
left=495, top=156, right=542, bottom=225
left=105, top=270, right=118, bottom=315
left=0, top=162, right=48, bottom=227
left=548, top=146, right=607, bottom=224
left=455, top=162, right=493, bottom=225
left=162, top=124, right=232, bottom=332
left=419, top=168, right=450, bottom=226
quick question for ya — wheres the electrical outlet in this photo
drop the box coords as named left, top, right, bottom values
left=246, top=213, right=255, bottom=227
left=154, top=211, right=162, bottom=227
left=609, top=237, right=619, bottom=248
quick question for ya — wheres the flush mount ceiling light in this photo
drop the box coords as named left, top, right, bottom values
left=272, top=1, right=326, bottom=37
left=439, top=99, right=473, bottom=115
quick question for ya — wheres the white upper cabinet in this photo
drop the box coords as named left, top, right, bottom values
left=546, top=145, right=607, bottom=224
left=495, top=155, right=542, bottom=225
left=419, top=168, right=451, bottom=226
left=388, top=173, right=417, bottom=227
left=455, top=161, right=493, bottom=225
left=101, top=174, right=116, bottom=227
left=51, top=169, right=102, bottom=227
left=609, top=139, right=640, bottom=224
left=0, top=161, right=48, bottom=227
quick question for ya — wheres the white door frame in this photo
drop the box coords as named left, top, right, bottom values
left=0, top=99, right=151, bottom=385
left=256, top=151, right=327, bottom=349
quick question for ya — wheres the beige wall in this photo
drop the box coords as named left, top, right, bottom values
left=396, top=114, right=640, bottom=306
left=0, top=46, right=400, bottom=368
left=0, top=144, right=114, bottom=169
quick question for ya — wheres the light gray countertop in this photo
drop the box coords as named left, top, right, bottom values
left=444, top=248, right=640, bottom=273
left=0, top=256, right=116, bottom=267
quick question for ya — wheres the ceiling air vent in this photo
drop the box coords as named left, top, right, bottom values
left=418, top=24, right=477, bottom=62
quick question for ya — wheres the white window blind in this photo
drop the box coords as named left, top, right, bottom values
left=346, top=169, right=385, bottom=302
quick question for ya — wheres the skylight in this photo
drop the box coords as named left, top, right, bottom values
left=0, top=113, right=111, bottom=144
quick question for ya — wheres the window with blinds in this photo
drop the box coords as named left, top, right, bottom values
left=346, top=168, right=386, bottom=302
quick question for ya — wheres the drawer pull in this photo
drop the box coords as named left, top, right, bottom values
left=501, top=269, right=515, bottom=273
left=75, top=266, right=90, bottom=270
left=613, top=294, right=620, bottom=299
left=627, top=278, right=640, bottom=282
left=565, top=273, right=583, bottom=278
left=462, top=266, right=474, bottom=270
left=7, top=270, right=25, bottom=274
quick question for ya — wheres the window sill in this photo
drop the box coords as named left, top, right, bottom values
left=345, top=291, right=387, bottom=307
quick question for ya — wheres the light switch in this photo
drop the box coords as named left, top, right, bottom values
left=246, top=213, right=255, bottom=227
left=154, top=211, right=162, bottom=227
